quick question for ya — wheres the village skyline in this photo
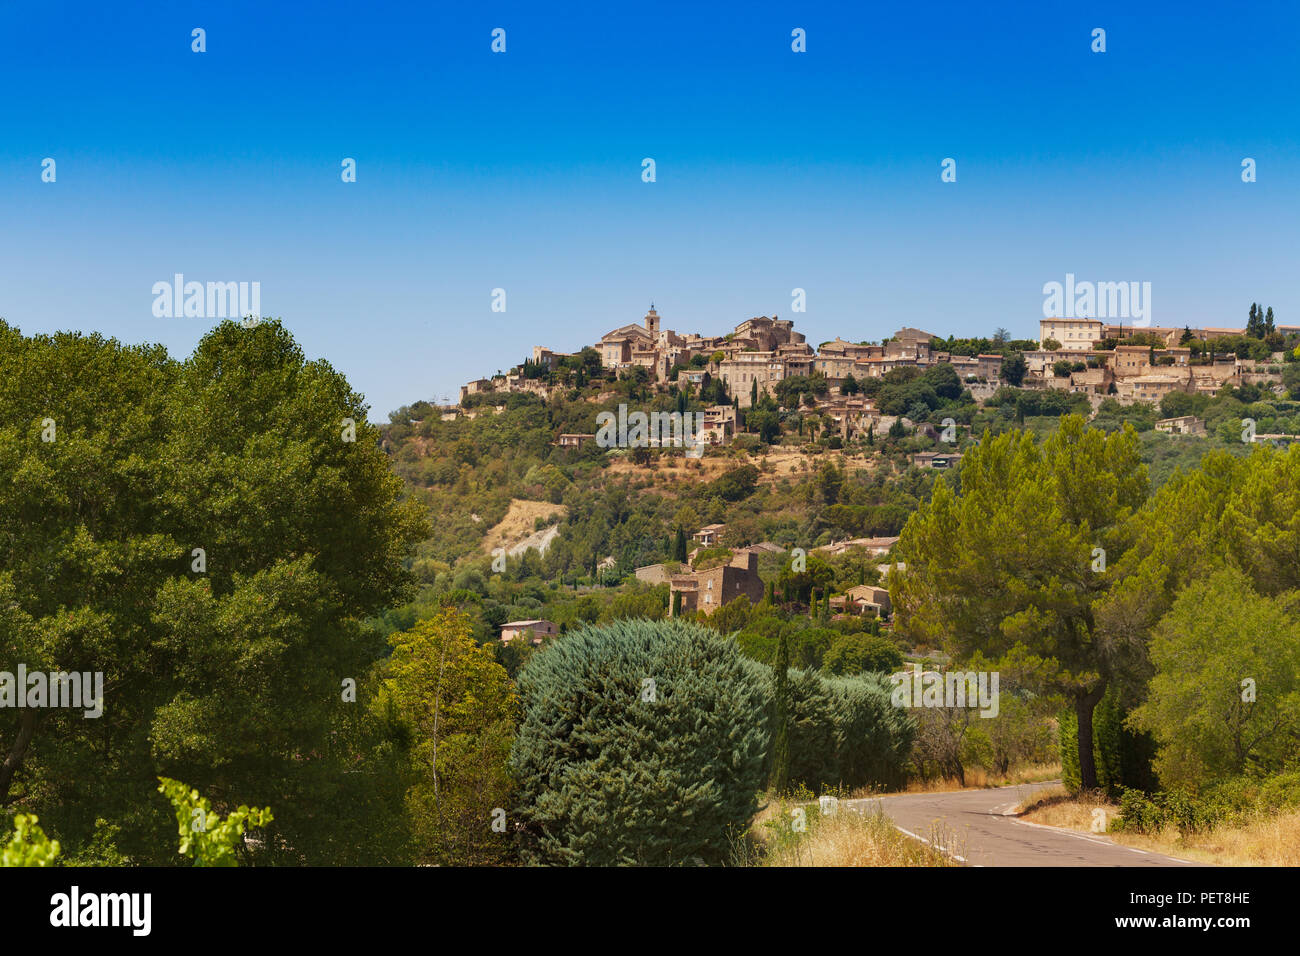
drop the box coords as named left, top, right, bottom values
left=1, top=3, right=1295, bottom=420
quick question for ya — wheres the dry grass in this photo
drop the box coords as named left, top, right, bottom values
left=1017, top=789, right=1300, bottom=866
left=605, top=447, right=880, bottom=486
left=479, top=499, right=566, bottom=554
left=896, top=762, right=1062, bottom=795
left=738, top=796, right=958, bottom=867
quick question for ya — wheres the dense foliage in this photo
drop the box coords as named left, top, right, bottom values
left=509, top=619, right=768, bottom=865
left=0, top=319, right=426, bottom=864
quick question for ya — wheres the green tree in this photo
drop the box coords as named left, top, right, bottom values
left=1128, top=568, right=1300, bottom=787
left=0, top=815, right=60, bottom=867
left=385, top=607, right=517, bottom=865
left=746, top=408, right=781, bottom=444
left=822, top=633, right=903, bottom=675
left=893, top=416, right=1149, bottom=790
left=0, top=319, right=427, bottom=863
left=673, top=526, right=688, bottom=562
left=157, top=777, right=273, bottom=867
left=769, top=628, right=792, bottom=792
left=510, top=619, right=768, bottom=865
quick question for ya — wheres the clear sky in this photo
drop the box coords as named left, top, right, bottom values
left=2, top=1, right=1297, bottom=419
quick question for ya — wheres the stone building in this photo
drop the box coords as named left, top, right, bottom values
left=668, top=549, right=765, bottom=617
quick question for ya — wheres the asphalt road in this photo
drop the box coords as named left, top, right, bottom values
left=844, top=782, right=1202, bottom=867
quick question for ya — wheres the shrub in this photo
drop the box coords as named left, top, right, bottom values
left=822, top=633, right=904, bottom=676
left=745, top=660, right=913, bottom=792
left=510, top=619, right=768, bottom=865
left=1111, top=787, right=1230, bottom=835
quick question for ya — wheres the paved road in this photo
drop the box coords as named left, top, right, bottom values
left=844, top=782, right=1202, bottom=867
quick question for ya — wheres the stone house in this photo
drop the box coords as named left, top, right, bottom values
left=1155, top=415, right=1206, bottom=436
left=499, top=620, right=559, bottom=645
left=829, top=584, right=892, bottom=617
left=668, top=549, right=765, bottom=616
left=692, top=523, right=727, bottom=547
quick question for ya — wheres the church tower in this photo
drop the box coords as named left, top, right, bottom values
left=644, top=303, right=660, bottom=336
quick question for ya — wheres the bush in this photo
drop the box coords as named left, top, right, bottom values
left=822, top=633, right=904, bottom=675
left=745, top=661, right=913, bottom=792
left=509, top=619, right=768, bottom=865
left=1111, top=787, right=1230, bottom=835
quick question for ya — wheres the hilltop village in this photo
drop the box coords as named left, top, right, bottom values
left=457, top=305, right=1298, bottom=445
left=383, top=303, right=1300, bottom=645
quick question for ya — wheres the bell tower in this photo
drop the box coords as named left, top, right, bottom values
left=644, top=303, right=660, bottom=336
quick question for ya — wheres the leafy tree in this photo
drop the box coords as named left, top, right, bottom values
left=158, top=777, right=273, bottom=867
left=746, top=408, right=781, bottom=444
left=1128, top=569, right=1300, bottom=787
left=1158, top=390, right=1208, bottom=420
left=706, top=464, right=759, bottom=501
left=0, top=815, right=60, bottom=867
left=1102, top=445, right=1300, bottom=650
left=822, top=633, right=903, bottom=675
left=385, top=607, right=517, bottom=865
left=0, top=319, right=427, bottom=864
left=892, top=416, right=1149, bottom=790
left=776, top=552, right=834, bottom=605
left=921, top=362, right=963, bottom=401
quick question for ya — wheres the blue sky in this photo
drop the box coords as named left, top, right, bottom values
left=1, top=1, right=1297, bottom=419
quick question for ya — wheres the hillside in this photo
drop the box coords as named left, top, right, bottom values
left=375, top=358, right=1298, bottom=668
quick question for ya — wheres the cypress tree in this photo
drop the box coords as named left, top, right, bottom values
left=673, top=527, right=688, bottom=563
left=768, top=628, right=792, bottom=794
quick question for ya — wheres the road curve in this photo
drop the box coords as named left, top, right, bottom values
left=844, top=782, right=1202, bottom=867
